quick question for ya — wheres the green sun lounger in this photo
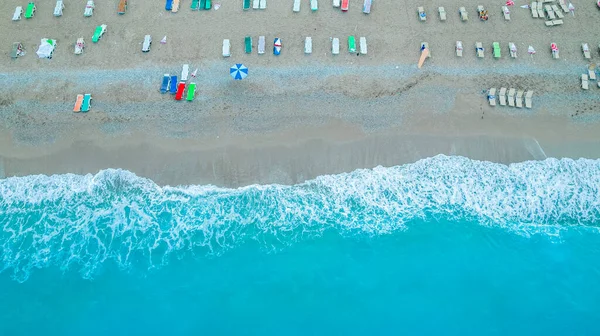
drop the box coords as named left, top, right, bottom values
left=92, top=26, right=103, bottom=43
left=243, top=0, right=250, bottom=10
left=245, top=36, right=252, bottom=53
left=205, top=0, right=211, bottom=9
left=25, top=2, right=35, bottom=19
left=81, top=94, right=92, bottom=112
left=186, top=83, right=196, bottom=101
left=191, top=0, right=199, bottom=9
left=348, top=36, right=356, bottom=53
left=493, top=42, right=501, bottom=58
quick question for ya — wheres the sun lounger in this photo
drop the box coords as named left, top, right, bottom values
left=73, top=94, right=83, bottom=112
left=142, top=35, right=152, bottom=52
left=186, top=83, right=196, bottom=101
left=499, top=87, right=507, bottom=106
left=85, top=1, right=94, bottom=17
left=537, top=3, right=544, bottom=18
left=477, top=5, right=487, bottom=20
left=545, top=19, right=563, bottom=26
left=243, top=0, right=250, bottom=10
left=81, top=94, right=92, bottom=112
left=418, top=7, right=426, bottom=21
left=245, top=36, right=252, bottom=54
left=476, top=42, right=484, bottom=58
left=581, top=74, right=589, bottom=90
left=253, top=0, right=259, bottom=9
left=333, top=0, right=340, bottom=8
left=507, top=89, right=516, bottom=107
left=169, top=75, right=177, bottom=94
left=502, top=6, right=510, bottom=20
left=165, top=0, right=173, bottom=10
left=359, top=37, right=367, bottom=55
left=363, top=0, right=372, bottom=14
left=348, top=36, right=356, bottom=53
left=25, top=2, right=36, bottom=19
left=305, top=37, right=312, bottom=54
left=11, top=42, right=24, bottom=59
left=36, top=38, right=56, bottom=58
left=311, top=0, right=318, bottom=11
left=531, top=2, right=538, bottom=18
left=191, top=0, right=199, bottom=10
left=552, top=5, right=563, bottom=18
left=525, top=91, right=533, bottom=108
left=456, top=41, right=463, bottom=57
left=559, top=0, right=569, bottom=13
left=493, top=42, right=501, bottom=58
left=259, top=0, right=266, bottom=9
left=293, top=0, right=301, bottom=12
left=205, top=0, right=212, bottom=11
left=545, top=5, right=555, bottom=20
left=509, top=43, right=517, bottom=58
left=175, top=82, right=185, bottom=101
left=516, top=90, right=524, bottom=108
left=54, top=1, right=64, bottom=17
left=551, top=43, right=559, bottom=59
left=181, top=64, right=189, bottom=82
left=172, top=0, right=180, bottom=12
left=589, top=66, right=597, bottom=81
left=13, top=6, right=23, bottom=21
left=459, top=7, right=468, bottom=21
left=200, top=0, right=207, bottom=10
left=258, top=36, right=265, bottom=54
left=160, top=74, right=170, bottom=93
left=222, top=39, right=231, bottom=57
left=341, top=0, right=349, bottom=11
left=74, top=38, right=85, bottom=55
left=92, top=25, right=107, bottom=43
left=582, top=44, right=591, bottom=59
left=488, top=88, right=496, bottom=106
left=420, top=42, right=430, bottom=58
left=437, top=7, right=446, bottom=21
left=118, top=0, right=127, bottom=14
left=332, top=38, right=340, bottom=55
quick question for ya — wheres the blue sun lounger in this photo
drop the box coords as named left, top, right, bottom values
left=169, top=75, right=177, bottom=94
left=165, top=0, right=173, bottom=10
left=160, top=74, right=170, bottom=93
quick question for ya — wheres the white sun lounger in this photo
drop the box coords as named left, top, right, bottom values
left=74, top=37, right=85, bottom=54
left=259, top=0, right=266, bottom=9
left=459, top=7, right=468, bottom=21
left=333, top=0, right=340, bottom=7
left=293, top=0, right=300, bottom=12
left=502, top=6, right=510, bottom=20
left=545, top=19, right=563, bottom=26
left=558, top=0, right=569, bottom=13
left=525, top=91, right=533, bottom=108
left=54, top=1, right=64, bottom=17
left=581, top=74, right=589, bottom=90
left=456, top=41, right=463, bottom=57
left=142, top=35, right=152, bottom=52
left=253, top=0, right=259, bottom=9
left=509, top=43, right=517, bottom=58
left=359, top=37, right=367, bottom=55
left=537, top=3, right=544, bottom=18
left=589, top=66, right=597, bottom=81
left=499, top=87, right=507, bottom=106
left=544, top=5, right=554, bottom=19
left=311, top=0, right=318, bottom=11
left=582, top=44, right=591, bottom=59
left=172, top=0, right=180, bottom=12
left=552, top=5, right=564, bottom=18
left=13, top=6, right=23, bottom=21
left=516, top=90, right=524, bottom=108
left=363, top=0, right=372, bottom=14
left=418, top=7, right=426, bottom=21
left=507, top=88, right=516, bottom=107
left=222, top=39, right=231, bottom=57
left=84, top=1, right=94, bottom=17
left=438, top=7, right=446, bottom=21
left=332, top=38, right=339, bottom=55
left=531, top=2, right=538, bottom=18
left=258, top=36, right=265, bottom=54
left=488, top=88, right=496, bottom=106
left=305, top=37, right=312, bottom=54
left=181, top=64, right=189, bottom=82
left=476, top=42, right=484, bottom=58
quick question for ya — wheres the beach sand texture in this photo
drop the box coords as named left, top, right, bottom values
left=1, top=0, right=600, bottom=186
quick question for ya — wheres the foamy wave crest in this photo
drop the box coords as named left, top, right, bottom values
left=1, top=155, right=599, bottom=281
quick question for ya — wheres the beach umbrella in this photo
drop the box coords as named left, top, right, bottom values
left=230, top=63, right=248, bottom=80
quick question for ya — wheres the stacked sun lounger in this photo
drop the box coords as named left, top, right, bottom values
left=293, top=0, right=300, bottom=12
left=363, top=0, right=372, bottom=14
left=332, top=38, right=340, bottom=55
left=459, top=7, right=468, bottom=21
left=54, top=1, right=64, bottom=17
left=305, top=37, right=312, bottom=54
left=499, top=88, right=507, bottom=105
left=222, top=39, right=231, bottom=57
left=438, top=7, right=446, bottom=21
left=258, top=36, right=265, bottom=54
left=251, top=0, right=265, bottom=10
left=359, top=37, right=367, bottom=55
left=581, top=74, right=589, bottom=90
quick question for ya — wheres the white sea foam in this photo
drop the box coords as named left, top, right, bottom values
left=1, top=155, right=600, bottom=281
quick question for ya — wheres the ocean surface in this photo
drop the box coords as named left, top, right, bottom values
left=1, top=155, right=600, bottom=335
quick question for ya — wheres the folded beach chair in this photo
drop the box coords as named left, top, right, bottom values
left=160, top=74, right=170, bottom=93
left=333, top=0, right=340, bottom=8
left=581, top=74, right=589, bottom=90
left=348, top=36, right=356, bottom=53
left=74, top=38, right=85, bottom=55
left=253, top=0, right=259, bottom=9
left=222, top=39, right=231, bottom=57
left=418, top=7, right=426, bottom=21
left=525, top=91, right=533, bottom=108
left=13, top=6, right=23, bottom=21
left=11, top=42, right=24, bottom=59
left=172, top=0, right=180, bottom=12
left=169, top=75, right=177, bottom=94
left=84, top=1, right=94, bottom=17
left=293, top=0, right=301, bottom=12
left=516, top=90, right=524, bottom=108
left=181, top=64, right=189, bottom=81
left=243, top=0, right=250, bottom=10
left=305, top=37, right=312, bottom=54
left=551, top=43, right=559, bottom=59
left=507, top=88, right=516, bottom=107
left=142, top=35, right=152, bottom=52
left=509, top=43, right=517, bottom=58
left=186, top=83, right=196, bottom=101
left=363, top=0, right=372, bottom=14
left=438, top=7, right=446, bottom=21
left=332, top=38, right=340, bottom=55
left=81, top=94, right=92, bottom=112
left=54, top=1, right=64, bottom=17
left=191, top=0, right=199, bottom=10
left=165, top=0, right=173, bottom=10
left=25, top=2, right=36, bottom=19
left=73, top=94, right=83, bottom=112
left=537, top=4, right=544, bottom=18
left=359, top=37, right=367, bottom=55
left=499, top=87, right=507, bottom=106
left=488, top=88, right=496, bottom=106
left=175, top=82, right=185, bottom=101
left=245, top=36, right=252, bottom=54
left=92, top=25, right=107, bottom=43
left=582, top=44, right=591, bottom=59
left=118, top=0, right=128, bottom=14
left=493, top=42, right=501, bottom=58
left=421, top=42, right=430, bottom=58
left=502, top=6, right=510, bottom=20
left=545, top=5, right=555, bottom=20
left=459, top=7, right=468, bottom=21
left=259, top=0, right=266, bottom=9
left=476, top=42, right=484, bottom=58
left=552, top=5, right=564, bottom=18
left=341, top=0, right=349, bottom=11
left=311, top=0, right=318, bottom=11
left=258, top=36, right=265, bottom=54
left=456, top=41, right=463, bottom=57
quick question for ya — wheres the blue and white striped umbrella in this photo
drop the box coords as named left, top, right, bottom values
left=230, top=64, right=248, bottom=80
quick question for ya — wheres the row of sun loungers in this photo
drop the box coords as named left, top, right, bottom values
left=416, top=6, right=516, bottom=22
left=73, top=94, right=92, bottom=112
left=160, top=73, right=197, bottom=101
left=192, top=0, right=214, bottom=10
left=488, top=88, right=533, bottom=109
left=13, top=3, right=35, bottom=20
left=222, top=36, right=367, bottom=56
left=13, top=1, right=127, bottom=18
left=332, top=0, right=350, bottom=12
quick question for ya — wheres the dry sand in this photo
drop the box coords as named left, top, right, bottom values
left=1, top=0, right=600, bottom=186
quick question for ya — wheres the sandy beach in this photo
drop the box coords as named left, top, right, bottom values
left=1, top=0, right=600, bottom=186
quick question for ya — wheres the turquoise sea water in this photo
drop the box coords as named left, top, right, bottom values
left=1, top=155, right=600, bottom=335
